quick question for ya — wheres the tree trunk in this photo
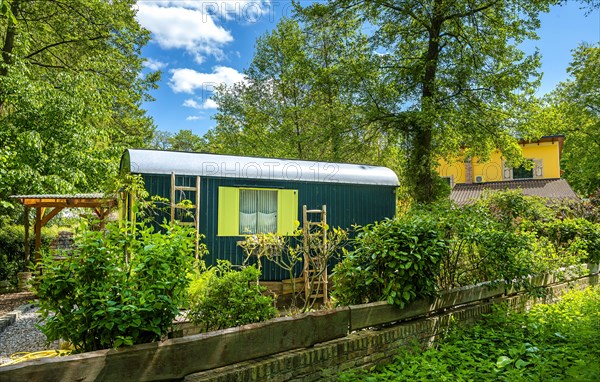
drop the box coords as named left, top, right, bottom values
left=410, top=0, right=443, bottom=203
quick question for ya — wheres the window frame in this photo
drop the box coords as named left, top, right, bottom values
left=217, top=186, right=298, bottom=237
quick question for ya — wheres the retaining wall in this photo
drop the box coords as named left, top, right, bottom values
left=0, top=267, right=597, bottom=382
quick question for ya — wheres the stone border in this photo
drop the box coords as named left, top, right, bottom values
left=0, top=304, right=36, bottom=334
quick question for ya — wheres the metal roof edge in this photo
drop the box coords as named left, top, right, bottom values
left=121, top=149, right=400, bottom=187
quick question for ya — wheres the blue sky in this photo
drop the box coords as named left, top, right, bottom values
left=136, top=1, right=600, bottom=137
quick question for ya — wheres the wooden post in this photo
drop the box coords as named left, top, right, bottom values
left=23, top=206, right=30, bottom=265
left=34, top=207, right=44, bottom=265
left=321, top=204, right=328, bottom=302
left=195, top=176, right=201, bottom=259
left=170, top=172, right=176, bottom=223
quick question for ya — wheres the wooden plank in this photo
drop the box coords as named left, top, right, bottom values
left=174, top=186, right=198, bottom=192
left=0, top=308, right=350, bottom=382
left=349, top=281, right=505, bottom=331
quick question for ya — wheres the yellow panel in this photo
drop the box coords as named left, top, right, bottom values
left=521, top=142, right=561, bottom=178
left=473, top=150, right=504, bottom=182
left=217, top=187, right=240, bottom=236
left=277, top=189, right=298, bottom=236
left=437, top=158, right=466, bottom=184
left=437, top=141, right=562, bottom=184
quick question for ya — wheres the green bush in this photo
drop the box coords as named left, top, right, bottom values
left=37, top=220, right=196, bottom=352
left=477, top=190, right=554, bottom=229
left=332, top=214, right=447, bottom=308
left=533, top=218, right=600, bottom=263
left=187, top=261, right=277, bottom=332
left=0, top=224, right=62, bottom=285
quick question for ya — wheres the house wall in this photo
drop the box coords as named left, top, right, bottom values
left=139, top=174, right=397, bottom=281
left=438, top=140, right=562, bottom=184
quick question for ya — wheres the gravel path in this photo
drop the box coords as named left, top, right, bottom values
left=0, top=307, right=59, bottom=366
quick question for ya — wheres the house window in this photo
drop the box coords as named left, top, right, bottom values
left=239, top=189, right=277, bottom=234
left=218, top=187, right=298, bottom=236
left=513, top=164, right=533, bottom=179
left=503, top=159, right=543, bottom=180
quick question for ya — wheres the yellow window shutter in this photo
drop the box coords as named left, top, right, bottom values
left=218, top=187, right=240, bottom=236
left=277, top=189, right=298, bottom=236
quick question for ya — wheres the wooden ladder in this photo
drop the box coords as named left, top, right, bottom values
left=302, top=204, right=328, bottom=303
left=170, top=172, right=201, bottom=259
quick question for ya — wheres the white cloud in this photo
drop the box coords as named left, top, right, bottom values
left=136, top=2, right=234, bottom=63
left=138, top=1, right=272, bottom=21
left=143, top=58, right=167, bottom=70
left=183, top=98, right=218, bottom=110
left=169, top=66, right=245, bottom=94
left=186, top=115, right=204, bottom=121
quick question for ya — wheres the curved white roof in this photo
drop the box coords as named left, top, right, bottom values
left=121, top=149, right=399, bottom=186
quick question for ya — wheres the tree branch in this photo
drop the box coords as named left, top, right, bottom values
left=24, top=35, right=108, bottom=60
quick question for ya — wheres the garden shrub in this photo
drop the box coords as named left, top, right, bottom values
left=37, top=220, right=196, bottom=352
left=187, top=261, right=277, bottom=332
left=0, top=224, right=62, bottom=286
left=331, top=214, right=447, bottom=307
left=477, top=190, right=554, bottom=229
left=531, top=218, right=600, bottom=263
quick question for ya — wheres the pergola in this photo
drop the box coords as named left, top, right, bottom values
left=10, top=194, right=117, bottom=264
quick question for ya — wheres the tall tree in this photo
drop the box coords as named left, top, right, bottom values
left=208, top=11, right=398, bottom=166
left=0, top=0, right=157, bottom=216
left=169, top=129, right=207, bottom=152
left=314, top=0, right=555, bottom=202
left=549, top=44, right=600, bottom=196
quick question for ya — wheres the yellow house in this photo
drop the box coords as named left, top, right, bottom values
left=437, top=135, right=579, bottom=205
left=438, top=135, right=564, bottom=186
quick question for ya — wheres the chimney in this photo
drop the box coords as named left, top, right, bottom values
left=465, top=158, right=473, bottom=184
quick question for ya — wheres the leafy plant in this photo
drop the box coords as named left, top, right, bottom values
left=238, top=225, right=348, bottom=312
left=187, top=261, right=277, bottom=332
left=0, top=224, right=63, bottom=286
left=340, top=286, right=600, bottom=381
left=332, top=214, right=447, bottom=307
left=36, top=219, right=196, bottom=352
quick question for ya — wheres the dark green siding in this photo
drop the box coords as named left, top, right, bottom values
left=139, top=174, right=396, bottom=281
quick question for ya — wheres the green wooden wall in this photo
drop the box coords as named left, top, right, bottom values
left=140, top=174, right=396, bottom=281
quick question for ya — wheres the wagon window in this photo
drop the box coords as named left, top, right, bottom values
left=218, top=187, right=298, bottom=236
left=239, top=189, right=278, bottom=234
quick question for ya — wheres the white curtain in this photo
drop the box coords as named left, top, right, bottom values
left=240, top=190, right=277, bottom=234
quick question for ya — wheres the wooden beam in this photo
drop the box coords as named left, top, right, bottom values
left=41, top=207, right=63, bottom=227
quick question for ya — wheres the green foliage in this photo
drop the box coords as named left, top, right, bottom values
left=549, top=44, right=600, bottom=196
left=332, top=215, right=447, bottom=307
left=339, top=286, right=600, bottom=381
left=208, top=14, right=400, bottom=170
left=36, top=220, right=195, bottom=352
left=533, top=218, right=600, bottom=263
left=187, top=261, right=277, bottom=332
left=337, top=191, right=598, bottom=302
left=311, top=0, right=557, bottom=202
left=477, top=190, right=554, bottom=229
left=0, top=0, right=158, bottom=220
left=0, top=224, right=61, bottom=284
